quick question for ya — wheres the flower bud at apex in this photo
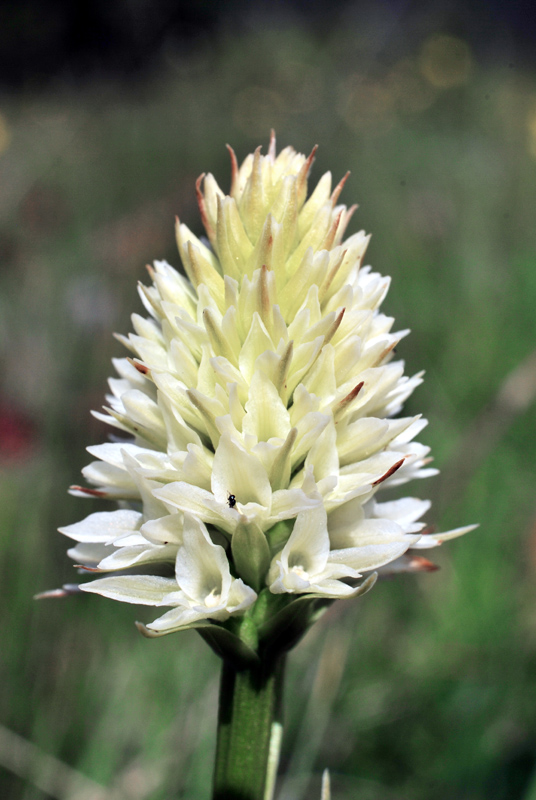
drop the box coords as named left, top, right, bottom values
left=44, top=133, right=477, bottom=658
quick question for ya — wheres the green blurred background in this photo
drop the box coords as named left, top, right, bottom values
left=2, top=2, right=536, bottom=798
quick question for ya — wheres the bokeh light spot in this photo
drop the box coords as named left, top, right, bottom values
left=419, top=35, right=472, bottom=89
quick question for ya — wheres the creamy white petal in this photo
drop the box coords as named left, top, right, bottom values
left=410, top=524, right=479, bottom=549
left=97, top=544, right=177, bottom=571
left=329, top=517, right=407, bottom=550
left=86, top=442, right=151, bottom=469
left=140, top=513, right=184, bottom=546
left=370, top=497, right=431, bottom=526
left=226, top=578, right=258, bottom=613
left=175, top=514, right=232, bottom=603
left=154, top=482, right=237, bottom=534
left=59, top=510, right=143, bottom=544
left=269, top=488, right=321, bottom=522
left=80, top=575, right=178, bottom=605
left=302, top=578, right=360, bottom=598
left=67, top=542, right=116, bottom=565
left=146, top=605, right=214, bottom=632
left=211, top=433, right=272, bottom=508
left=242, top=371, right=291, bottom=442
left=81, top=462, right=139, bottom=496
left=329, top=537, right=420, bottom=572
left=280, top=504, right=330, bottom=576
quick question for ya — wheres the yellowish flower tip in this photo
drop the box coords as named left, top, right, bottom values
left=48, top=134, right=475, bottom=638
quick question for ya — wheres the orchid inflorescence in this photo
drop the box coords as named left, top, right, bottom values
left=47, top=134, right=475, bottom=659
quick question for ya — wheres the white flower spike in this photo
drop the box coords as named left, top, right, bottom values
left=48, top=133, right=476, bottom=650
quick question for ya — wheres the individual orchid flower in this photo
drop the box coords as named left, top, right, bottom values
left=267, top=502, right=413, bottom=597
left=80, top=514, right=257, bottom=635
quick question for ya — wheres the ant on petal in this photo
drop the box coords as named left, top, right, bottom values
left=227, top=493, right=237, bottom=509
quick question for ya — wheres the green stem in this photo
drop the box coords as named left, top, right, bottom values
left=212, top=655, right=286, bottom=800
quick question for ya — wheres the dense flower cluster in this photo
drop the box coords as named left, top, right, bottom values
left=56, top=136, right=474, bottom=638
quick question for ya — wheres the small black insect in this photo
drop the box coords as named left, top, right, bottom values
left=228, top=493, right=237, bottom=508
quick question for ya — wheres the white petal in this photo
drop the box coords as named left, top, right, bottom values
left=281, top=504, right=329, bottom=576
left=80, top=575, right=177, bottom=605
left=67, top=542, right=115, bottom=565
left=59, top=510, right=143, bottom=543
left=112, top=532, right=148, bottom=546
left=410, top=524, right=478, bottom=549
left=371, top=497, right=431, bottom=526
left=305, top=419, right=339, bottom=484
left=211, top=433, right=272, bottom=508
left=97, top=544, right=177, bottom=570
left=81, top=461, right=139, bottom=496
left=121, top=390, right=166, bottom=442
left=306, top=578, right=359, bottom=598
left=327, top=497, right=365, bottom=546
left=239, top=313, right=275, bottom=384
left=336, top=417, right=389, bottom=464
left=86, top=442, right=151, bottom=469
left=175, top=514, right=231, bottom=603
left=329, top=537, right=420, bottom=571
left=330, top=518, right=406, bottom=550
left=146, top=605, right=213, bottom=632
left=226, top=578, right=258, bottom=613
left=242, top=371, right=291, bottom=442
left=269, top=567, right=310, bottom=594
left=121, top=452, right=170, bottom=519
left=154, top=482, right=237, bottom=534
left=140, top=513, right=184, bottom=546
left=269, top=488, right=320, bottom=522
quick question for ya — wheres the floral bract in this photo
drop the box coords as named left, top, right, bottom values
left=58, top=135, right=476, bottom=638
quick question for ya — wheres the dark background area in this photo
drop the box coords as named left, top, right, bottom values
left=2, top=0, right=536, bottom=89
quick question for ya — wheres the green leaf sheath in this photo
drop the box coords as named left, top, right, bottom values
left=213, top=656, right=286, bottom=800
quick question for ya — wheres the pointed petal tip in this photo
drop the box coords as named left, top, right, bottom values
left=135, top=621, right=161, bottom=638
left=331, top=170, right=351, bottom=204
left=226, top=144, right=239, bottom=194
left=69, top=485, right=107, bottom=498
left=34, top=584, right=81, bottom=600
left=268, top=129, right=277, bottom=160
left=372, top=458, right=405, bottom=487
left=298, top=144, right=319, bottom=187
left=195, top=173, right=214, bottom=239
left=409, top=556, right=440, bottom=572
left=346, top=571, right=378, bottom=597
left=126, top=357, right=150, bottom=376
left=334, top=380, right=364, bottom=419
left=73, top=565, right=104, bottom=573
left=436, top=523, right=480, bottom=544
left=346, top=572, right=378, bottom=598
